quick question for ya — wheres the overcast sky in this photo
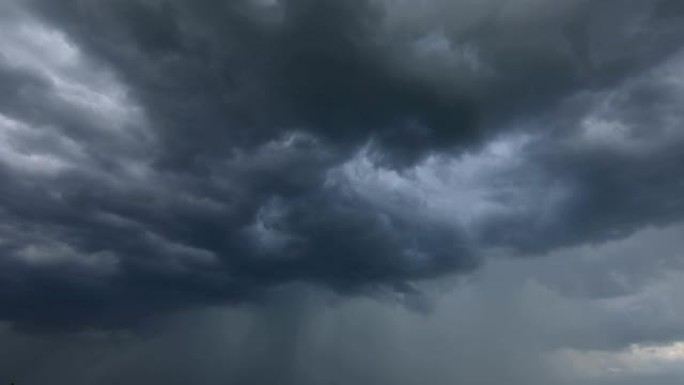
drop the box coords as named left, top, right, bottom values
left=1, top=0, right=684, bottom=384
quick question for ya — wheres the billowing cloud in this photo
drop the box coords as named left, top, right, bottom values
left=4, top=221, right=684, bottom=385
left=0, top=0, right=683, bottom=338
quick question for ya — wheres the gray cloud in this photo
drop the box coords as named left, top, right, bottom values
left=0, top=0, right=683, bottom=341
left=4, top=224, right=684, bottom=385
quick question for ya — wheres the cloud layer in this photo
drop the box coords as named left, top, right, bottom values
left=1, top=0, right=684, bottom=332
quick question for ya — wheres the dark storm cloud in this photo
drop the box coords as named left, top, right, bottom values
left=26, top=0, right=481, bottom=165
left=23, top=0, right=684, bottom=162
left=1, top=0, right=684, bottom=331
left=479, top=64, right=684, bottom=254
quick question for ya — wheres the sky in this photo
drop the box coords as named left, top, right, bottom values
left=1, top=0, right=684, bottom=383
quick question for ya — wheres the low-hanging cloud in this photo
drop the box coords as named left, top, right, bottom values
left=1, top=0, right=684, bottom=331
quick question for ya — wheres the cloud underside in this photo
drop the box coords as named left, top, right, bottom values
left=0, top=0, right=684, bottom=330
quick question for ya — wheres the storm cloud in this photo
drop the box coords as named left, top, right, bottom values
left=0, top=0, right=684, bottom=345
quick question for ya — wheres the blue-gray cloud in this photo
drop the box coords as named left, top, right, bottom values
left=0, top=0, right=683, bottom=332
